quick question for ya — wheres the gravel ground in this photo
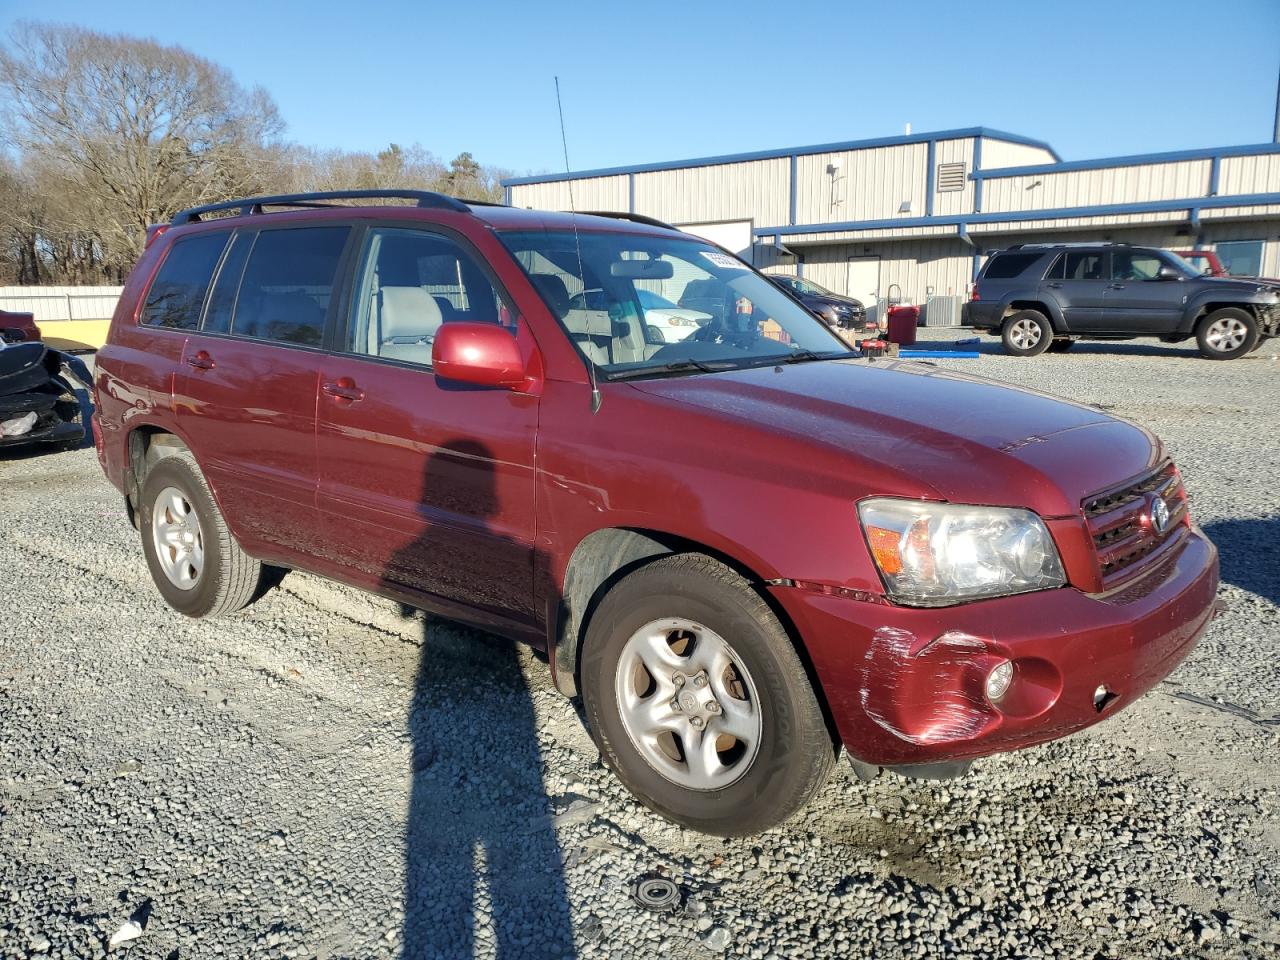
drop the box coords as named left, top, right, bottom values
left=1, top=336, right=1278, bottom=959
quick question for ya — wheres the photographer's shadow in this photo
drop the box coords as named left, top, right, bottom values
left=387, top=440, right=575, bottom=959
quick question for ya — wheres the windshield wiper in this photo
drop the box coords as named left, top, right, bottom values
left=607, top=358, right=742, bottom=381
left=749, top=348, right=857, bottom=367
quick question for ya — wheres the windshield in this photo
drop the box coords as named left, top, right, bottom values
left=500, top=230, right=850, bottom=377
left=794, top=277, right=835, bottom=296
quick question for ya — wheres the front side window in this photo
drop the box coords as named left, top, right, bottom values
left=346, top=228, right=511, bottom=366
left=499, top=230, right=849, bottom=378
left=232, top=227, right=350, bottom=347
left=139, top=233, right=229, bottom=329
left=1112, top=251, right=1165, bottom=281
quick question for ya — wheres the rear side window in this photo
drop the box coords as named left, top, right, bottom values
left=982, top=252, right=1042, bottom=280
left=232, top=227, right=351, bottom=346
left=1062, top=252, right=1109, bottom=281
left=139, top=233, right=229, bottom=329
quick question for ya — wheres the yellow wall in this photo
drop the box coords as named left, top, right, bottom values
left=38, top=319, right=110, bottom=352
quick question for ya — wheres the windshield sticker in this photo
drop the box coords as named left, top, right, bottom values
left=700, top=251, right=747, bottom=270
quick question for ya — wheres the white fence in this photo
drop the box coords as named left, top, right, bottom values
left=0, top=285, right=123, bottom=322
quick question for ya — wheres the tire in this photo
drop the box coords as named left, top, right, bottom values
left=1047, top=339, right=1074, bottom=353
left=579, top=553, right=835, bottom=836
left=138, top=452, right=265, bottom=618
left=1001, top=310, right=1053, bottom=357
left=1196, top=308, right=1259, bottom=360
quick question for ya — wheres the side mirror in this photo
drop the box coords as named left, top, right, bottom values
left=432, top=322, right=530, bottom=390
left=1156, top=264, right=1182, bottom=280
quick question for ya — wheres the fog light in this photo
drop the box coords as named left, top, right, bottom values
left=985, top=660, right=1014, bottom=702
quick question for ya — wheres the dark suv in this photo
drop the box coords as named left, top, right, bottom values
left=767, top=274, right=871, bottom=331
left=94, top=191, right=1218, bottom=836
left=965, top=243, right=1280, bottom=359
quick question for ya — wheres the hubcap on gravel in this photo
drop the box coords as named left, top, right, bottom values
left=1010, top=318, right=1042, bottom=350
left=151, top=486, right=204, bottom=589
left=614, top=618, right=762, bottom=790
left=1205, top=316, right=1248, bottom=352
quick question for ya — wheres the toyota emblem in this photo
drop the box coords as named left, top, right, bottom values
left=1150, top=496, right=1170, bottom=534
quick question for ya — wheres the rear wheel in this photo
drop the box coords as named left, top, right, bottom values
left=579, top=554, right=835, bottom=836
left=1001, top=310, right=1053, bottom=357
left=1197, top=308, right=1259, bottom=360
left=139, top=453, right=266, bottom=618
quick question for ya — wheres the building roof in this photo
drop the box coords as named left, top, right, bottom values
left=501, top=127, right=1061, bottom=187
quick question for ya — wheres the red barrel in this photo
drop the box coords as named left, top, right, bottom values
left=886, top=305, right=919, bottom=345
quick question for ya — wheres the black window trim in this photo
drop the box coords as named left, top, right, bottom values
left=329, top=219, right=520, bottom=372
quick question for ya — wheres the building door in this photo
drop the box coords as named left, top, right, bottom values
left=846, top=256, right=881, bottom=324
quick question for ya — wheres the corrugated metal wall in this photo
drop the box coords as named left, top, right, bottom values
left=982, top=160, right=1213, bottom=213
left=0, top=285, right=123, bottom=321
left=980, top=139, right=1058, bottom=169
left=793, top=143, right=928, bottom=225
left=508, top=175, right=629, bottom=212
left=794, top=237, right=972, bottom=305
left=632, top=158, right=789, bottom=225
left=1218, top=154, right=1280, bottom=196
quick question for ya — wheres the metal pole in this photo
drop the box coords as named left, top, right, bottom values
left=1274, top=62, right=1280, bottom=142
left=65, top=292, right=74, bottom=322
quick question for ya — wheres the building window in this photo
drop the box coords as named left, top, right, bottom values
left=937, top=162, right=966, bottom=192
left=1214, top=240, right=1264, bottom=277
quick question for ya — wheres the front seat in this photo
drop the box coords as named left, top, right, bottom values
left=379, top=287, right=443, bottom=364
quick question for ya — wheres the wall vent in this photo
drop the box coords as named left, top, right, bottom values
left=937, top=162, right=967, bottom=192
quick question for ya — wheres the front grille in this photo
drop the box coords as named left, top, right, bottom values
left=1083, top=462, right=1189, bottom=586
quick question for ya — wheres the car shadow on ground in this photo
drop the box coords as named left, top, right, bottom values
left=385, top=441, right=576, bottom=959
left=1200, top=516, right=1280, bottom=606
left=932, top=335, right=1206, bottom=359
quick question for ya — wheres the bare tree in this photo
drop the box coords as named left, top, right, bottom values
left=0, top=22, right=283, bottom=275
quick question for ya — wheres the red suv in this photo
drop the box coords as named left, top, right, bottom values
left=93, top=190, right=1220, bottom=836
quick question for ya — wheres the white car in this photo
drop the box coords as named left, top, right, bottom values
left=637, top=289, right=711, bottom=342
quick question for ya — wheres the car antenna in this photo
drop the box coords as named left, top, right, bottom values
left=555, top=76, right=602, bottom=413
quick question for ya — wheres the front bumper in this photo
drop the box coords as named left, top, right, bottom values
left=772, top=527, right=1219, bottom=767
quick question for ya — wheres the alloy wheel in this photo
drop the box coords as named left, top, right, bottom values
left=150, top=486, right=204, bottom=589
left=614, top=618, right=762, bottom=790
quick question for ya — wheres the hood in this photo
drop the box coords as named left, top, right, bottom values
left=628, top=358, right=1160, bottom=517
left=1196, top=276, right=1280, bottom=297
left=807, top=292, right=864, bottom=310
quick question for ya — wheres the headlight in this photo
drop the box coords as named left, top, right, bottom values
left=858, top=498, right=1066, bottom=606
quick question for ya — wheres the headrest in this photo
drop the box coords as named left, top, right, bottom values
left=381, top=287, right=443, bottom=341
left=530, top=274, right=571, bottom=319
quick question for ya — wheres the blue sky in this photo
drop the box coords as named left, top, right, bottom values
left=2, top=0, right=1278, bottom=177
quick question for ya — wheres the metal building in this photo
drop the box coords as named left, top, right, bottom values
left=502, top=127, right=1280, bottom=325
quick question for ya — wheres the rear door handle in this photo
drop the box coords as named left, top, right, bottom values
left=186, top=351, right=214, bottom=370
left=322, top=378, right=365, bottom=403
left=1045, top=282, right=1063, bottom=289
left=1108, top=283, right=1127, bottom=290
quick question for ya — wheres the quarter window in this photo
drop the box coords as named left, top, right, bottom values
left=346, top=228, right=511, bottom=367
left=139, top=233, right=229, bottom=329
left=201, top=232, right=253, bottom=334
left=982, top=253, right=1042, bottom=279
left=232, top=227, right=350, bottom=347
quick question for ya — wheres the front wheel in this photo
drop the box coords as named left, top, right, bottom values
left=1001, top=310, right=1053, bottom=356
left=579, top=554, right=835, bottom=837
left=1197, top=308, right=1259, bottom=360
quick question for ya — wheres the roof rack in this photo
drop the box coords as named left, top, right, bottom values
left=578, top=211, right=679, bottom=231
left=171, top=189, right=476, bottom=225
left=1006, top=241, right=1131, bottom=250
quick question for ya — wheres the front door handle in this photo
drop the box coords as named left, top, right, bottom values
left=322, top=377, right=365, bottom=403
left=1108, top=283, right=1127, bottom=290
left=186, top=350, right=214, bottom=370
